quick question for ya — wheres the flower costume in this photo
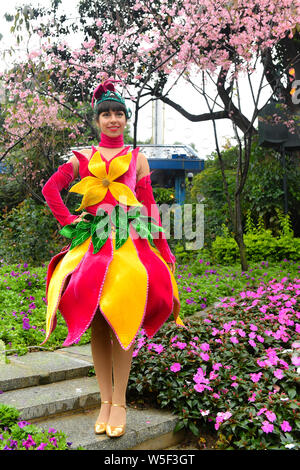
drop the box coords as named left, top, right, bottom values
left=41, top=143, right=185, bottom=351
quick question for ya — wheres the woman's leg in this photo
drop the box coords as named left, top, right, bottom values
left=90, top=308, right=113, bottom=424
left=107, top=332, right=135, bottom=427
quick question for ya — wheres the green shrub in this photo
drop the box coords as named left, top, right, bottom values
left=211, top=210, right=300, bottom=265
left=0, top=403, right=83, bottom=450
left=0, top=198, right=66, bottom=266
left=128, top=276, right=300, bottom=450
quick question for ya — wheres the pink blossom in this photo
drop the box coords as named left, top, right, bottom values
left=173, top=341, right=187, bottom=350
left=261, top=421, right=274, bottom=433
left=250, top=372, right=262, bottom=383
left=291, top=356, right=300, bottom=366
left=249, top=339, right=256, bottom=348
left=200, top=342, right=210, bottom=351
left=257, top=407, right=267, bottom=416
left=274, top=369, right=284, bottom=379
left=230, top=336, right=239, bottom=344
left=280, top=421, right=292, bottom=432
left=248, top=392, right=256, bottom=402
left=265, top=410, right=276, bottom=422
left=256, top=335, right=265, bottom=343
left=257, top=358, right=266, bottom=367
left=200, top=352, right=210, bottom=361
left=170, top=362, right=181, bottom=372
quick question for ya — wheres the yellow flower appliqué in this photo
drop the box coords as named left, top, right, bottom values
left=69, top=150, right=143, bottom=211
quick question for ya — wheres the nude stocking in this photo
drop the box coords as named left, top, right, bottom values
left=90, top=309, right=134, bottom=427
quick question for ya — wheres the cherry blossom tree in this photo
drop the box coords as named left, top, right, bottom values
left=1, top=0, right=299, bottom=269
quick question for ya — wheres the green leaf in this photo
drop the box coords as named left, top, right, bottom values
left=70, top=230, right=91, bottom=250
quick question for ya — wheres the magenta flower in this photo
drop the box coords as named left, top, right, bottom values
left=173, top=341, right=187, bottom=350
left=200, top=352, right=210, bottom=361
left=170, top=362, right=181, bottom=372
left=280, top=421, right=292, bottom=432
left=22, top=434, right=36, bottom=449
left=249, top=339, right=256, bottom=348
left=274, top=369, right=284, bottom=379
left=265, top=410, right=276, bottom=422
left=256, top=335, right=265, bottom=343
left=49, top=437, right=58, bottom=447
left=230, top=336, right=239, bottom=344
left=250, top=372, right=262, bottom=383
left=36, top=442, right=48, bottom=450
left=200, top=342, right=210, bottom=351
left=257, top=407, right=267, bottom=416
left=291, top=356, right=300, bottom=366
left=261, top=421, right=274, bottom=433
left=248, top=392, right=256, bottom=402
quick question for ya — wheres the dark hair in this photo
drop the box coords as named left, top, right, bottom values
left=94, top=93, right=128, bottom=120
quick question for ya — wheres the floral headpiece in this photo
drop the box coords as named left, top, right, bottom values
left=92, top=78, right=132, bottom=119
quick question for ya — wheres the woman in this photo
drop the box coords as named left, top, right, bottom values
left=41, top=79, right=185, bottom=438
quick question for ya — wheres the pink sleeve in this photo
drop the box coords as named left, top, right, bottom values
left=42, top=161, right=78, bottom=227
left=135, top=173, right=176, bottom=264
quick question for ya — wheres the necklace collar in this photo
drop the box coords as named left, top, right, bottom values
left=99, top=132, right=124, bottom=148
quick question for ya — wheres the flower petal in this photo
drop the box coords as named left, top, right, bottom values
left=108, top=152, right=133, bottom=181
left=109, top=181, right=143, bottom=207
left=69, top=176, right=100, bottom=195
left=76, top=184, right=108, bottom=211
left=88, top=150, right=108, bottom=179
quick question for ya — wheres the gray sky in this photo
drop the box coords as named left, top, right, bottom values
left=0, top=0, right=270, bottom=159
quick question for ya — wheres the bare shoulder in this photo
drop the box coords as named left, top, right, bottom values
left=137, top=152, right=150, bottom=180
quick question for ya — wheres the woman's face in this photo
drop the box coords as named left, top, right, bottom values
left=97, top=109, right=127, bottom=138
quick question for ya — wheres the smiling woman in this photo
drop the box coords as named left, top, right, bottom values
left=41, top=78, right=186, bottom=439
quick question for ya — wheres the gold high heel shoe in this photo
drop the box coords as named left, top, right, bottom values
left=106, top=403, right=127, bottom=437
left=94, top=400, right=112, bottom=435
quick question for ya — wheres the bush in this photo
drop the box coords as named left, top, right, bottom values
left=0, top=198, right=67, bottom=266
left=128, top=276, right=300, bottom=450
left=211, top=210, right=300, bottom=265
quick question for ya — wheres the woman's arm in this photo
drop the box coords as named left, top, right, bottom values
left=135, top=153, right=176, bottom=271
left=41, top=160, right=78, bottom=227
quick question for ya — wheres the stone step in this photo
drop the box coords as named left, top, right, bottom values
left=0, top=343, right=189, bottom=450
left=32, top=406, right=186, bottom=451
left=0, top=345, right=93, bottom=392
left=0, top=375, right=100, bottom=421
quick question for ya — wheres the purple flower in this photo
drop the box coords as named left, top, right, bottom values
left=36, top=442, right=48, bottom=450
left=22, top=434, right=36, bottom=449
left=49, top=437, right=57, bottom=447
left=18, top=421, right=30, bottom=428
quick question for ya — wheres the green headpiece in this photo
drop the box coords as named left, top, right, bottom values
left=92, top=79, right=132, bottom=119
